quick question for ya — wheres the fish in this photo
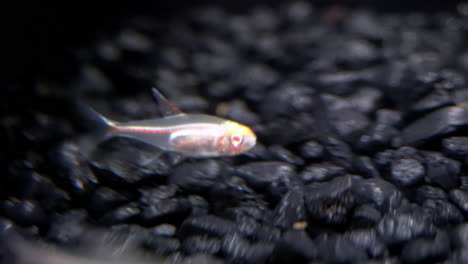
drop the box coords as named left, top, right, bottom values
left=87, top=88, right=257, bottom=158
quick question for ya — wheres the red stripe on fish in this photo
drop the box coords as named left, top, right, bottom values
left=116, top=126, right=172, bottom=134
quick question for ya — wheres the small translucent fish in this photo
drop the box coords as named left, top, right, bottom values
left=88, top=88, right=257, bottom=158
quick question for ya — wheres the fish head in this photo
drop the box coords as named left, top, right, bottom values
left=222, top=121, right=257, bottom=155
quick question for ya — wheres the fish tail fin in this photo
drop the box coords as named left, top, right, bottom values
left=75, top=103, right=118, bottom=143
left=87, top=106, right=118, bottom=142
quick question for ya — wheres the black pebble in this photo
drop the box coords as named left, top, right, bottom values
left=401, top=106, right=468, bottom=146
left=249, top=223, right=281, bottom=243
left=1, top=199, right=47, bottom=227
left=236, top=161, right=296, bottom=190
left=334, top=37, right=380, bottom=69
left=4, top=165, right=70, bottom=211
left=88, top=186, right=130, bottom=216
left=300, top=162, right=345, bottom=183
left=401, top=230, right=450, bottom=264
left=314, top=71, right=363, bottom=95
left=273, top=186, right=306, bottom=229
left=453, top=223, right=468, bottom=249
left=451, top=250, right=468, bottom=264
left=283, top=1, right=313, bottom=24
left=305, top=175, right=357, bottom=225
left=245, top=143, right=271, bottom=160
left=358, top=115, right=399, bottom=152
left=180, top=215, right=237, bottom=238
left=260, top=84, right=316, bottom=120
left=140, top=185, right=178, bottom=202
left=352, top=204, right=382, bottom=228
left=222, top=232, right=274, bottom=264
left=90, top=139, right=171, bottom=185
left=299, top=140, right=324, bottom=160
left=348, top=87, right=383, bottom=115
left=140, top=198, right=190, bottom=224
left=423, top=199, right=463, bottom=226
left=186, top=195, right=210, bottom=217
left=453, top=88, right=468, bottom=104
left=116, top=29, right=154, bottom=53
left=268, top=145, right=304, bottom=166
left=144, top=236, right=181, bottom=255
left=169, top=160, right=222, bottom=192
left=256, top=118, right=316, bottom=146
left=374, top=146, right=424, bottom=172
left=352, top=155, right=380, bottom=178
left=389, top=158, right=425, bottom=187
left=353, top=178, right=402, bottom=212
left=345, top=10, right=386, bottom=41
left=150, top=224, right=177, bottom=237
left=99, top=202, right=141, bottom=225
left=174, top=254, right=224, bottom=264
left=72, top=65, right=112, bottom=94
left=211, top=176, right=259, bottom=206
left=182, top=235, right=221, bottom=255
left=271, top=230, right=317, bottom=263
left=221, top=232, right=251, bottom=262
left=0, top=218, right=15, bottom=234
left=376, top=109, right=403, bottom=127
left=50, top=141, right=98, bottom=195
left=449, top=189, right=468, bottom=213
left=414, top=185, right=447, bottom=201
left=316, top=235, right=368, bottom=263
left=234, top=215, right=258, bottom=239
left=158, top=47, right=186, bottom=71
left=192, top=51, right=238, bottom=80
left=224, top=100, right=260, bottom=126
left=442, top=136, right=468, bottom=158
left=377, top=211, right=436, bottom=246
left=189, top=7, right=229, bottom=34
left=324, top=96, right=371, bottom=140
left=46, top=210, right=88, bottom=245
left=345, top=229, right=387, bottom=258
left=323, top=137, right=354, bottom=169
left=423, top=151, right=460, bottom=190
left=239, top=64, right=279, bottom=102
left=411, top=89, right=452, bottom=113
left=205, top=81, right=237, bottom=99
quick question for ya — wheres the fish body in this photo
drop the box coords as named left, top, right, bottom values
left=91, top=88, right=256, bottom=158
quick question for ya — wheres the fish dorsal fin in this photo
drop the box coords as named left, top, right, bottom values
left=151, top=87, right=184, bottom=117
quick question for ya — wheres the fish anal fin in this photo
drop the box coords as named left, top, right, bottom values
left=151, top=87, right=183, bottom=117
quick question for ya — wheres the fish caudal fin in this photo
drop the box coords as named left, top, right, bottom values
left=80, top=105, right=118, bottom=142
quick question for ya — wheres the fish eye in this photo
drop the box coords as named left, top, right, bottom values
left=230, top=134, right=244, bottom=147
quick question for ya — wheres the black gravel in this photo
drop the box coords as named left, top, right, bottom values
left=2, top=1, right=468, bottom=263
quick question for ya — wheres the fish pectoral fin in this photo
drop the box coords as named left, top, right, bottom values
left=151, top=87, right=183, bottom=117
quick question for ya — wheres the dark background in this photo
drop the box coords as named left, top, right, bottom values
left=4, top=0, right=464, bottom=83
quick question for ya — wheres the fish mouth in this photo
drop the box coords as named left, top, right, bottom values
left=244, top=134, right=257, bottom=151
